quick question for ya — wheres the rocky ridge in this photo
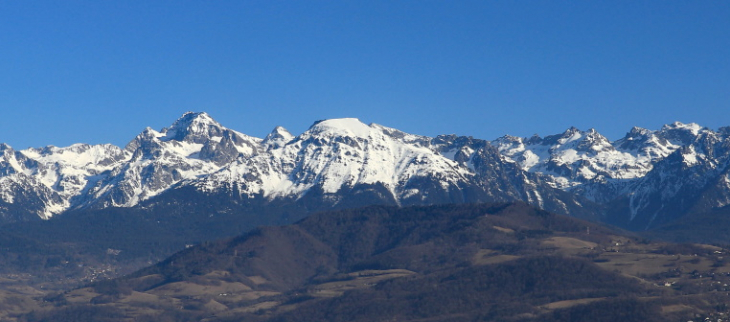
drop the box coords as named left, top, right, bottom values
left=494, top=122, right=730, bottom=229
left=0, top=112, right=728, bottom=230
left=0, top=113, right=587, bottom=223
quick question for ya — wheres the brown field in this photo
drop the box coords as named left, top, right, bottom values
left=540, top=297, right=605, bottom=310
left=472, top=249, right=521, bottom=265
left=309, top=269, right=417, bottom=297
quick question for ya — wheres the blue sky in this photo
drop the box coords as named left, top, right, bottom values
left=1, top=1, right=729, bottom=149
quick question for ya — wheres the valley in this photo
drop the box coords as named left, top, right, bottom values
left=4, top=203, right=730, bottom=321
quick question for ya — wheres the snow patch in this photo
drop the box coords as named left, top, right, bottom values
left=309, top=118, right=372, bottom=138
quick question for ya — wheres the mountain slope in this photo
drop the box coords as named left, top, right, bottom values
left=23, top=203, right=730, bottom=322
left=496, top=122, right=730, bottom=229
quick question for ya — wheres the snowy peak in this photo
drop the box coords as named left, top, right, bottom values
left=306, top=118, right=374, bottom=139
left=125, top=112, right=261, bottom=160
left=263, top=126, right=294, bottom=149
left=658, top=121, right=709, bottom=146
left=302, top=119, right=432, bottom=150
left=615, top=127, right=653, bottom=150
left=495, top=126, right=667, bottom=190
left=0, top=145, right=31, bottom=176
left=614, top=121, right=719, bottom=162
left=160, top=112, right=226, bottom=144
left=0, top=143, right=126, bottom=219
left=23, top=143, right=127, bottom=168
left=77, top=113, right=267, bottom=209
left=537, top=127, right=610, bottom=152
left=492, top=135, right=526, bottom=158
left=570, top=128, right=613, bottom=153
left=196, top=116, right=476, bottom=207
left=628, top=126, right=652, bottom=137
left=491, top=121, right=730, bottom=229
left=125, top=127, right=162, bottom=153
left=549, top=126, right=582, bottom=145
left=661, top=121, right=704, bottom=135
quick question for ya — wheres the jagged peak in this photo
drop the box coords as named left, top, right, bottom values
left=176, top=111, right=214, bottom=124
left=655, top=122, right=712, bottom=147
left=124, top=127, right=162, bottom=152
left=626, top=126, right=652, bottom=138
left=492, top=135, right=525, bottom=149
left=583, top=128, right=610, bottom=141
left=540, top=126, right=583, bottom=146
left=586, top=128, right=600, bottom=135
left=263, top=126, right=294, bottom=148
left=524, top=134, right=542, bottom=145
left=495, top=134, right=524, bottom=142
left=140, top=126, right=161, bottom=136
left=269, top=126, right=293, bottom=139
left=614, top=127, right=654, bottom=151
left=563, top=126, right=599, bottom=141
left=660, top=121, right=704, bottom=135
left=0, top=143, right=13, bottom=152
left=160, top=112, right=225, bottom=143
left=491, top=135, right=526, bottom=155
left=583, top=128, right=598, bottom=137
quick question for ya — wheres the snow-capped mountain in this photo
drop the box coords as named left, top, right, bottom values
left=0, top=112, right=728, bottom=231
left=0, top=143, right=125, bottom=220
left=183, top=117, right=590, bottom=218
left=495, top=122, right=730, bottom=229
left=609, top=125, right=730, bottom=229
left=74, top=112, right=262, bottom=209
left=193, top=118, right=461, bottom=200
left=0, top=112, right=592, bottom=224
left=494, top=126, right=671, bottom=191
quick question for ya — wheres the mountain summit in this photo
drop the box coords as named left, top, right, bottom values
left=159, top=112, right=228, bottom=143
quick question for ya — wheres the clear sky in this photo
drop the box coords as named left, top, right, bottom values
left=1, top=1, right=729, bottom=149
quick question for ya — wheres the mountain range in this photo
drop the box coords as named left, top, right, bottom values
left=0, top=112, right=730, bottom=230
left=4, top=112, right=730, bottom=321
left=1, top=112, right=729, bottom=232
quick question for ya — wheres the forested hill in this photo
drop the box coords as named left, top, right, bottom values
left=20, top=203, right=730, bottom=322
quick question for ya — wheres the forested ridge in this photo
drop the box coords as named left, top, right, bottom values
left=12, top=203, right=730, bottom=322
